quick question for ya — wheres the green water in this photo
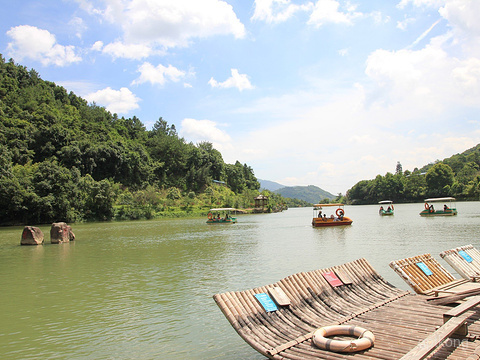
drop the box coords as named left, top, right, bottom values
left=1, top=202, right=480, bottom=359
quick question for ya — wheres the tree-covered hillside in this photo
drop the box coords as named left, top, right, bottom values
left=0, top=56, right=272, bottom=225
left=346, top=148, right=480, bottom=204
left=275, top=185, right=335, bottom=204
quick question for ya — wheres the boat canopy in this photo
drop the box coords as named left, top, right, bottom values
left=378, top=200, right=393, bottom=204
left=313, top=203, right=344, bottom=208
left=423, top=197, right=456, bottom=202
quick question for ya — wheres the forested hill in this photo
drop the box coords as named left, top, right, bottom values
left=275, top=185, right=335, bottom=204
left=346, top=145, right=480, bottom=204
left=0, top=56, right=262, bottom=225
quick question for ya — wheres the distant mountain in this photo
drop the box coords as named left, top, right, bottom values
left=259, top=179, right=285, bottom=191
left=275, top=185, right=336, bottom=204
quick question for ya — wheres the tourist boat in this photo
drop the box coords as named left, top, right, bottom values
left=312, top=204, right=352, bottom=227
left=206, top=208, right=238, bottom=224
left=419, top=197, right=458, bottom=216
left=378, top=200, right=394, bottom=216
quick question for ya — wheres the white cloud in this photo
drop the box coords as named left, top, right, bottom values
left=439, top=0, right=480, bottom=56
left=91, top=40, right=103, bottom=51
left=88, top=0, right=245, bottom=58
left=6, top=25, right=81, bottom=66
left=74, top=0, right=105, bottom=17
left=69, top=16, right=87, bottom=39
left=308, top=0, right=362, bottom=27
left=180, top=118, right=233, bottom=152
left=100, top=41, right=155, bottom=60
left=208, top=69, right=254, bottom=91
left=370, top=11, right=390, bottom=25
left=364, top=1, right=480, bottom=109
left=85, top=87, right=140, bottom=114
left=224, top=82, right=479, bottom=193
left=397, top=17, right=415, bottom=31
left=397, top=0, right=444, bottom=9
left=452, top=58, right=480, bottom=97
left=440, top=0, right=480, bottom=36
left=251, top=0, right=313, bottom=24
left=56, top=80, right=100, bottom=96
left=132, top=62, right=186, bottom=86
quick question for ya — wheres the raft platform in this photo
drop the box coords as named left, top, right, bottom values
left=213, top=258, right=480, bottom=359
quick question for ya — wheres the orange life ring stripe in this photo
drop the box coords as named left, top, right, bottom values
left=424, top=202, right=429, bottom=210
left=336, top=208, right=344, bottom=217
left=208, top=212, right=213, bottom=220
left=313, top=325, right=375, bottom=353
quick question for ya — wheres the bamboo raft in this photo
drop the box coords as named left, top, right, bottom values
left=441, top=244, right=480, bottom=281
left=389, top=253, right=479, bottom=296
left=213, top=258, right=480, bottom=359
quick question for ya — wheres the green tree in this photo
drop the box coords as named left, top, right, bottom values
left=225, top=161, right=246, bottom=193
left=425, top=163, right=455, bottom=197
left=79, top=175, right=117, bottom=220
left=456, top=162, right=479, bottom=185
left=403, top=170, right=426, bottom=200
left=395, top=161, right=403, bottom=175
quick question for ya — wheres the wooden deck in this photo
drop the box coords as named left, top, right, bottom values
left=213, top=258, right=480, bottom=359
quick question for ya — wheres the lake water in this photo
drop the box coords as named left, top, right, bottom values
left=1, top=202, right=480, bottom=359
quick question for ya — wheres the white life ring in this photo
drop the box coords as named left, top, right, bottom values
left=312, top=325, right=375, bottom=353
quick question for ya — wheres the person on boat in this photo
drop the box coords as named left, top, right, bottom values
left=387, top=206, right=391, bottom=212
left=444, top=204, right=449, bottom=211
left=380, top=206, right=384, bottom=211
left=429, top=205, right=434, bottom=213
left=336, top=209, right=344, bottom=220
left=217, top=213, right=220, bottom=220
left=323, top=214, right=327, bottom=221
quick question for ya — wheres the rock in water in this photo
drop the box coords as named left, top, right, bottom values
left=50, top=222, right=75, bottom=244
left=21, top=226, right=44, bottom=245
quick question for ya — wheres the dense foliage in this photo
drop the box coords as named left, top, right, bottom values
left=0, top=56, right=290, bottom=225
left=346, top=147, right=480, bottom=204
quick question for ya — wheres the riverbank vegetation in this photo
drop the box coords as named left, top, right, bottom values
left=346, top=148, right=480, bottom=204
left=0, top=56, right=303, bottom=225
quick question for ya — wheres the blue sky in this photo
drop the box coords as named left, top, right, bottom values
left=1, top=0, right=480, bottom=194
